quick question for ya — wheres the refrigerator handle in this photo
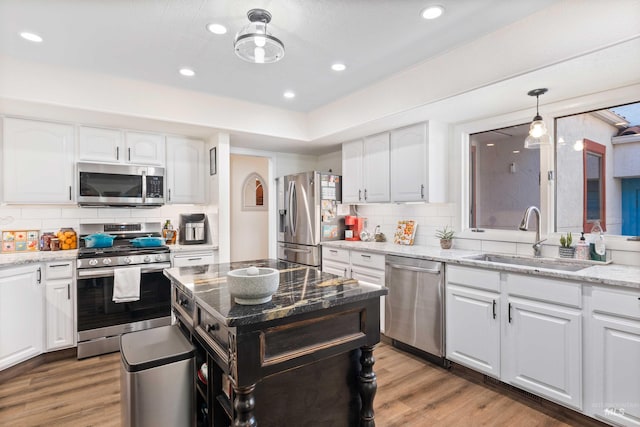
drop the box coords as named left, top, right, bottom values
left=289, top=181, right=297, bottom=236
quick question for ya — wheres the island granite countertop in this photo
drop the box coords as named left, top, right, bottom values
left=164, top=258, right=387, bottom=327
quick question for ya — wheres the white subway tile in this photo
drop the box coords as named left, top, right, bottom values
left=0, top=219, right=42, bottom=230
left=20, top=208, right=62, bottom=219
left=42, top=219, right=79, bottom=230
left=98, top=209, right=131, bottom=218
left=80, top=218, right=110, bottom=224
left=452, top=239, right=482, bottom=251
left=610, top=250, right=640, bottom=267
left=61, top=207, right=99, bottom=219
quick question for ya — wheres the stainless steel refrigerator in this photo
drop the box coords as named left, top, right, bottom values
left=277, top=171, right=344, bottom=267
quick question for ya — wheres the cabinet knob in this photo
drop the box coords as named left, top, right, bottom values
left=206, top=323, right=219, bottom=333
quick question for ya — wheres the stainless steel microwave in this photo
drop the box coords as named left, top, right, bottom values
left=77, top=162, right=164, bottom=207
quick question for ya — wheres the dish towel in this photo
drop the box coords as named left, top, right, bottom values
left=113, top=267, right=141, bottom=303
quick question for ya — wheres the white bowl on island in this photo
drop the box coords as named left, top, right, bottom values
left=227, top=266, right=280, bottom=305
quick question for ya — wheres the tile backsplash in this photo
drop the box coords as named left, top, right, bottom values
left=0, top=204, right=217, bottom=244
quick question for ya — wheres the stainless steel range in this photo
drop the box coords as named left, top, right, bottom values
left=76, top=223, right=172, bottom=359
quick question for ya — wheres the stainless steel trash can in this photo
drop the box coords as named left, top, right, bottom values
left=120, top=325, right=195, bottom=427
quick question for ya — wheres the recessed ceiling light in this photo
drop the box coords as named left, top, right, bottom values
left=179, top=68, right=195, bottom=77
left=20, top=32, right=43, bottom=43
left=513, top=150, right=520, bottom=154
left=331, top=63, right=346, bottom=72
left=283, top=91, right=295, bottom=99
left=486, top=143, right=495, bottom=147
left=421, top=5, right=444, bottom=20
left=206, top=23, right=227, bottom=35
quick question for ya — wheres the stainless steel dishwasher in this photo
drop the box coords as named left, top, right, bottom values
left=385, top=255, right=444, bottom=358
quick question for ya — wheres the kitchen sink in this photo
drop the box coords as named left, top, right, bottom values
left=465, top=254, right=589, bottom=272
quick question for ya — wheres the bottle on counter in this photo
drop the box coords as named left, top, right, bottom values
left=575, top=232, right=589, bottom=260
left=163, top=219, right=177, bottom=245
left=40, top=232, right=55, bottom=251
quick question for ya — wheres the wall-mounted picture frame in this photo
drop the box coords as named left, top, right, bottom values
left=209, top=147, right=217, bottom=175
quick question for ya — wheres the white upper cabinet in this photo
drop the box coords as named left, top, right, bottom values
left=341, top=133, right=390, bottom=203
left=3, top=118, right=75, bottom=204
left=79, top=126, right=165, bottom=166
left=363, top=132, right=390, bottom=202
left=125, top=131, right=165, bottom=165
left=390, top=121, right=447, bottom=202
left=341, top=140, right=364, bottom=203
left=166, top=136, right=205, bottom=204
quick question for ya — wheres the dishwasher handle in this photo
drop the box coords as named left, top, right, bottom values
left=386, top=263, right=441, bottom=274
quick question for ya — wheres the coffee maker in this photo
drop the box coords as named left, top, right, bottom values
left=344, top=215, right=365, bottom=241
left=179, top=213, right=207, bottom=245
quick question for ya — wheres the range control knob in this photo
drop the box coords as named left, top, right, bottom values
left=155, top=254, right=164, bottom=262
left=102, top=258, right=112, bottom=265
left=123, top=257, right=132, bottom=264
left=143, top=256, right=152, bottom=263
left=89, top=259, right=98, bottom=266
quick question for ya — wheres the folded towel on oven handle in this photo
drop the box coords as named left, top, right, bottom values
left=113, top=267, right=141, bottom=303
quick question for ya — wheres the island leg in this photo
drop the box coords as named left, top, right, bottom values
left=358, top=345, right=377, bottom=427
left=233, top=384, right=257, bottom=427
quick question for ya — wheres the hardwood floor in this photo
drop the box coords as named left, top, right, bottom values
left=0, top=343, right=601, bottom=426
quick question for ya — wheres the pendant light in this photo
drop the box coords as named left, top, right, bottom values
left=234, top=9, right=285, bottom=64
left=524, top=88, right=551, bottom=149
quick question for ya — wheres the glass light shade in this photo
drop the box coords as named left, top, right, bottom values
left=234, top=21, right=284, bottom=63
left=529, top=119, right=547, bottom=138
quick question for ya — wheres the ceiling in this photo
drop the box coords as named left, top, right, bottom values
left=0, top=0, right=559, bottom=113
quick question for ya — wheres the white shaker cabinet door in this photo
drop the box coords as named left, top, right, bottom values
left=341, top=140, right=364, bottom=203
left=45, top=279, right=74, bottom=351
left=445, top=284, right=501, bottom=378
left=390, top=123, right=427, bottom=202
left=125, top=131, right=165, bottom=166
left=166, top=136, right=205, bottom=204
left=502, top=297, right=582, bottom=410
left=78, top=126, right=122, bottom=163
left=3, top=118, right=75, bottom=203
left=0, top=264, right=44, bottom=371
left=362, top=132, right=390, bottom=203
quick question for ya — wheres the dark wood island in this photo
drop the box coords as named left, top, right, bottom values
left=164, top=259, right=387, bottom=427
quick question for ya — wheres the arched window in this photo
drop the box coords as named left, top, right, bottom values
left=242, top=173, right=267, bottom=211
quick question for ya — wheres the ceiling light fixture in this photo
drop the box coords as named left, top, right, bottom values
left=524, top=88, right=551, bottom=149
left=234, top=9, right=284, bottom=64
left=179, top=68, right=195, bottom=77
left=421, top=5, right=445, bottom=20
left=20, top=31, right=43, bottom=43
left=207, top=23, right=227, bottom=35
left=283, top=91, right=295, bottom=99
left=331, top=63, right=346, bottom=72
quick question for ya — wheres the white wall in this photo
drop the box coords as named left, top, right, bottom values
left=230, top=155, right=269, bottom=262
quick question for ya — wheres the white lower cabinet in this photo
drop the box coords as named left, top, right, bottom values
left=322, top=247, right=386, bottom=333
left=446, top=266, right=583, bottom=411
left=446, top=283, right=501, bottom=377
left=44, top=260, right=75, bottom=351
left=502, top=296, right=582, bottom=409
left=0, top=264, right=44, bottom=371
left=585, top=286, right=640, bottom=427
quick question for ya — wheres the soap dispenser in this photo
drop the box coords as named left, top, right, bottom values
left=590, top=221, right=606, bottom=261
left=575, top=232, right=589, bottom=260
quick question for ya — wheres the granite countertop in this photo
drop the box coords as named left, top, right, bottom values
left=322, top=241, right=640, bottom=290
left=0, top=250, right=78, bottom=266
left=164, top=259, right=387, bottom=327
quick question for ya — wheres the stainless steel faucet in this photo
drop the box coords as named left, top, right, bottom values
left=519, top=206, right=545, bottom=257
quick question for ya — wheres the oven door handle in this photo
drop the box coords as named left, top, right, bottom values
left=77, top=263, right=172, bottom=279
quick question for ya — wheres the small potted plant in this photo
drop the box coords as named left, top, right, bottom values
left=558, top=232, right=575, bottom=258
left=435, top=226, right=455, bottom=249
